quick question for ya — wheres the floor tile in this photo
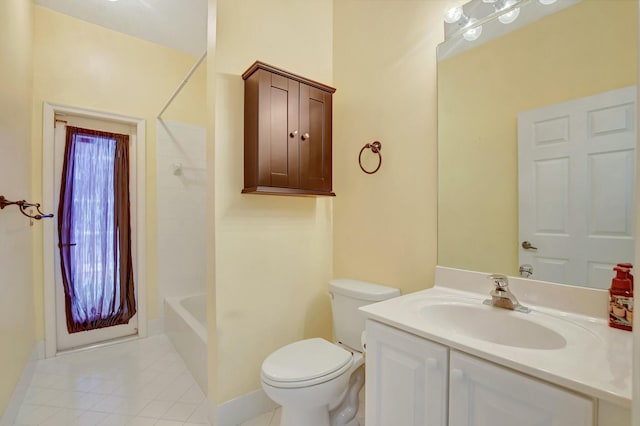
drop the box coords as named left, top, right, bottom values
left=98, top=414, right=135, bottom=426
left=11, top=335, right=211, bottom=426
left=38, top=408, right=83, bottom=426
left=162, top=401, right=198, bottom=422
left=73, top=410, right=111, bottom=426
left=22, top=388, right=59, bottom=406
left=15, top=404, right=60, bottom=425
left=179, top=384, right=205, bottom=404
left=137, top=400, right=169, bottom=419
left=186, top=402, right=209, bottom=424
left=154, top=420, right=183, bottom=426
left=124, top=417, right=156, bottom=426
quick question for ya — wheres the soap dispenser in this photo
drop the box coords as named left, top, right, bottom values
left=609, top=266, right=633, bottom=331
left=617, top=263, right=634, bottom=290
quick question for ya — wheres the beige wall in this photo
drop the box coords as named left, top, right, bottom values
left=212, top=0, right=334, bottom=403
left=332, top=0, right=445, bottom=295
left=0, top=0, right=35, bottom=414
left=438, top=1, right=637, bottom=276
left=30, top=6, right=207, bottom=338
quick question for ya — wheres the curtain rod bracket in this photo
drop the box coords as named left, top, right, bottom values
left=0, top=195, right=54, bottom=220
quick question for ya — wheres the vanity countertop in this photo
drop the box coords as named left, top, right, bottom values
left=360, top=281, right=632, bottom=408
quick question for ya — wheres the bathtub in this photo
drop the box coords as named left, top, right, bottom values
left=165, top=294, right=207, bottom=393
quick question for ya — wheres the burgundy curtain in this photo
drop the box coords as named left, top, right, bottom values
left=58, top=126, right=136, bottom=333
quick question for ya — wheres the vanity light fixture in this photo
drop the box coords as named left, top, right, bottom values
left=443, top=0, right=571, bottom=47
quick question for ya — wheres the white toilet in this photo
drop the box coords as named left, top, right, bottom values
left=261, top=278, right=400, bottom=426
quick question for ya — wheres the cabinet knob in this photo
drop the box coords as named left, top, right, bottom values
left=301, top=132, right=310, bottom=141
left=289, top=130, right=298, bottom=138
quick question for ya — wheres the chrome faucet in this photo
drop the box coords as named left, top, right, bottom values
left=483, top=274, right=530, bottom=313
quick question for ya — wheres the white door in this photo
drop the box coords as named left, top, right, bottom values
left=449, top=351, right=593, bottom=426
left=54, top=115, right=138, bottom=351
left=365, top=320, right=448, bottom=426
left=518, top=86, right=636, bottom=288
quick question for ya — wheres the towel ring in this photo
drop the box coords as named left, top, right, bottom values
left=359, top=141, right=382, bottom=174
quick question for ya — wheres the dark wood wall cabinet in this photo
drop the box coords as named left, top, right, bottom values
left=242, top=61, right=336, bottom=196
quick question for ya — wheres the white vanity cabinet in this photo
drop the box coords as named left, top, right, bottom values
left=366, top=320, right=596, bottom=426
left=449, top=351, right=593, bottom=426
left=366, top=320, right=449, bottom=426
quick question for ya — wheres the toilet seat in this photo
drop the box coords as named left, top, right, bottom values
left=261, top=338, right=353, bottom=389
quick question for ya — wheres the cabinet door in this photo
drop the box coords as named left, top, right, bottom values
left=366, top=320, right=448, bottom=426
left=449, top=351, right=593, bottom=426
left=299, top=83, right=332, bottom=192
left=257, top=70, right=299, bottom=188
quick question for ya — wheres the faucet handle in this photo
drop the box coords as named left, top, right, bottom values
left=487, top=274, right=509, bottom=289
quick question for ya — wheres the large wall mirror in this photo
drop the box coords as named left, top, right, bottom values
left=437, top=0, right=637, bottom=289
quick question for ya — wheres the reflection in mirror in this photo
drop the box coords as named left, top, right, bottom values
left=437, top=0, right=637, bottom=289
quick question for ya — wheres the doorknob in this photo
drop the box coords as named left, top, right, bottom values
left=301, top=132, right=310, bottom=141
left=521, top=241, right=538, bottom=250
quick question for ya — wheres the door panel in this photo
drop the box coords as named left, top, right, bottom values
left=449, top=351, right=593, bottom=426
left=258, top=71, right=299, bottom=188
left=299, top=84, right=332, bottom=191
left=366, top=321, right=448, bottom=426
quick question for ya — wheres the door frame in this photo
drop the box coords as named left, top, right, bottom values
left=42, top=101, right=147, bottom=357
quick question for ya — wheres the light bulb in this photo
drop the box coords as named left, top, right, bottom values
left=499, top=8, right=519, bottom=23
left=444, top=6, right=463, bottom=24
left=539, top=0, right=557, bottom=4
left=498, top=0, right=520, bottom=24
left=463, top=19, right=482, bottom=41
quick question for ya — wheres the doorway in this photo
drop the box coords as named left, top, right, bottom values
left=42, top=102, right=147, bottom=356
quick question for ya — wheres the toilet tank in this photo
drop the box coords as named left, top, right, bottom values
left=329, top=278, right=400, bottom=351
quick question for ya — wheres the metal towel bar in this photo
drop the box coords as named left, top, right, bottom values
left=0, top=195, right=54, bottom=220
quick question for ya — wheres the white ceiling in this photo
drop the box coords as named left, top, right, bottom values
left=34, top=0, right=207, bottom=56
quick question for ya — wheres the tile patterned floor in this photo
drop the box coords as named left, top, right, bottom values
left=13, top=335, right=209, bottom=426
left=13, top=335, right=364, bottom=426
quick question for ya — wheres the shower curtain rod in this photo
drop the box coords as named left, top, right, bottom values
left=157, top=50, right=207, bottom=119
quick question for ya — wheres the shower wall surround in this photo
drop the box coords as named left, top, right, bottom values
left=157, top=120, right=207, bottom=317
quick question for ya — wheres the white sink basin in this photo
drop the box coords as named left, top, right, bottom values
left=419, top=302, right=567, bottom=349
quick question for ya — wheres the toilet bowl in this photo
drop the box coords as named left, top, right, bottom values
left=261, top=279, right=400, bottom=426
left=262, top=338, right=364, bottom=426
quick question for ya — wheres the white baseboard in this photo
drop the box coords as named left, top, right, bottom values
left=215, top=389, right=278, bottom=426
left=208, top=396, right=217, bottom=426
left=0, top=340, right=44, bottom=426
